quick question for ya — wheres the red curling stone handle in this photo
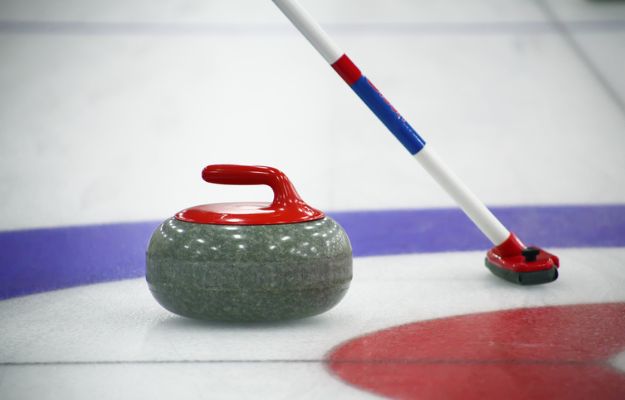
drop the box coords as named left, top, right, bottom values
left=202, top=164, right=305, bottom=209
left=177, top=164, right=324, bottom=224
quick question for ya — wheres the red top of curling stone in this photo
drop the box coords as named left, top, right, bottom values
left=176, top=165, right=325, bottom=225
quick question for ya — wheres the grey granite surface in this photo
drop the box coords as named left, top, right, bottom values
left=146, top=217, right=352, bottom=322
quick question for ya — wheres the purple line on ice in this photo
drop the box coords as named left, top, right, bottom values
left=1, top=205, right=624, bottom=300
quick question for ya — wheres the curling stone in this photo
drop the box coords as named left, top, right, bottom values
left=146, top=164, right=352, bottom=322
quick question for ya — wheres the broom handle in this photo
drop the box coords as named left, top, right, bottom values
left=272, top=0, right=512, bottom=246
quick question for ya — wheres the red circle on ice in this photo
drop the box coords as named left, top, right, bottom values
left=327, top=303, right=625, bottom=400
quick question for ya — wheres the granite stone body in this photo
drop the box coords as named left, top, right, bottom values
left=146, top=217, right=352, bottom=322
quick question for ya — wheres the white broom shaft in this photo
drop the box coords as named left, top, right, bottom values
left=415, top=148, right=509, bottom=244
left=272, top=0, right=511, bottom=246
left=273, top=0, right=343, bottom=63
